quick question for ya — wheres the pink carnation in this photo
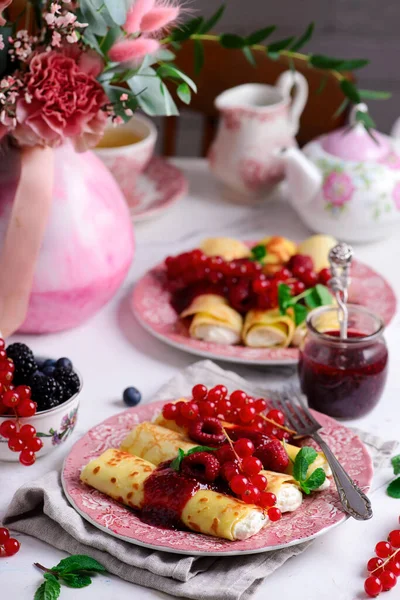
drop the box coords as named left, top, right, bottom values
left=13, top=50, right=108, bottom=151
left=0, top=0, right=12, bottom=27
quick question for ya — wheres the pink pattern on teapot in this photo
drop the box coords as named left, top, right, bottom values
left=323, top=172, right=355, bottom=207
left=379, top=151, right=400, bottom=170
left=392, top=181, right=400, bottom=209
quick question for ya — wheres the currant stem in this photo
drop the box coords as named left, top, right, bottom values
left=221, top=426, right=242, bottom=467
left=371, top=548, right=400, bottom=574
left=260, top=415, right=297, bottom=435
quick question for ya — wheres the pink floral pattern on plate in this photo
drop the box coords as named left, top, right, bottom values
left=62, top=400, right=373, bottom=556
left=130, top=252, right=396, bottom=366
left=128, top=157, right=188, bottom=221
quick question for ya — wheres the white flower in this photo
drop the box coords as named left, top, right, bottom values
left=0, top=34, right=4, bottom=51
left=45, top=13, right=56, bottom=25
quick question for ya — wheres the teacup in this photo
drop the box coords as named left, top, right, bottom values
left=94, top=114, right=157, bottom=207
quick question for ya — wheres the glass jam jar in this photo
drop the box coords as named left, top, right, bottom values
left=298, top=304, right=388, bottom=419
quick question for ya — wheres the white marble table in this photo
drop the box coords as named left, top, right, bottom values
left=1, top=158, right=399, bottom=600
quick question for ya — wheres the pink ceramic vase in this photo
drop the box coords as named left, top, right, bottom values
left=0, top=142, right=134, bottom=334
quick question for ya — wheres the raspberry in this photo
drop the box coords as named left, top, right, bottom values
left=188, top=417, right=225, bottom=446
left=254, top=438, right=289, bottom=472
left=181, top=452, right=220, bottom=482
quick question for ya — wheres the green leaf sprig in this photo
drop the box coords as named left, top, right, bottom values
left=250, top=244, right=267, bottom=262
left=278, top=282, right=334, bottom=326
left=170, top=446, right=216, bottom=471
left=34, top=555, right=106, bottom=600
left=292, top=447, right=326, bottom=494
left=387, top=454, right=400, bottom=499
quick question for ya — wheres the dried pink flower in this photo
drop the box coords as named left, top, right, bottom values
left=140, top=4, right=180, bottom=33
left=124, top=0, right=155, bottom=34
left=108, top=37, right=160, bottom=63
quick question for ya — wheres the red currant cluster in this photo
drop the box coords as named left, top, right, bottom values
left=0, top=339, right=42, bottom=466
left=216, top=438, right=282, bottom=520
left=165, top=249, right=331, bottom=314
left=0, top=526, right=20, bottom=557
left=162, top=384, right=292, bottom=442
left=364, top=521, right=400, bottom=597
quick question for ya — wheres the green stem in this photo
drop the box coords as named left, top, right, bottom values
left=34, top=563, right=53, bottom=574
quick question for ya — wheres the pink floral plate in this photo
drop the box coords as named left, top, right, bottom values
left=62, top=400, right=373, bottom=556
left=131, top=257, right=397, bottom=366
left=127, top=157, right=188, bottom=222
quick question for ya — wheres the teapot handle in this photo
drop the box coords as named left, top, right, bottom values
left=276, top=71, right=309, bottom=136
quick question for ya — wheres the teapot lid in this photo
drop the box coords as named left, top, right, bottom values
left=321, top=104, right=391, bottom=161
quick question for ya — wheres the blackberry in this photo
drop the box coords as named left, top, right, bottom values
left=54, top=367, right=80, bottom=400
left=6, top=343, right=37, bottom=385
left=30, top=374, right=64, bottom=412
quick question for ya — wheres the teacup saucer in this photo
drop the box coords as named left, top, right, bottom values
left=127, top=157, right=188, bottom=222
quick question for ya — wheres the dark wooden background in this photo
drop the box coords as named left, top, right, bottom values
left=160, top=0, right=399, bottom=156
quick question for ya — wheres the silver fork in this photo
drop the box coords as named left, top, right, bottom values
left=269, top=386, right=373, bottom=521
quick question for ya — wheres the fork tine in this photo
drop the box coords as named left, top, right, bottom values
left=282, top=389, right=309, bottom=429
left=270, top=391, right=299, bottom=431
left=289, top=385, right=320, bottom=428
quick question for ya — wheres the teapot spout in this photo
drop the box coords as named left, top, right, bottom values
left=279, top=147, right=322, bottom=205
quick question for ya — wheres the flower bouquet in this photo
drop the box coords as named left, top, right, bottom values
left=0, top=0, right=388, bottom=337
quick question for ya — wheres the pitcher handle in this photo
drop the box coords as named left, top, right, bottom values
left=276, top=71, right=309, bottom=136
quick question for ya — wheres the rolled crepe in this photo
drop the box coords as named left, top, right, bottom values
left=200, top=237, right=250, bottom=261
left=81, top=449, right=267, bottom=541
left=257, top=236, right=297, bottom=264
left=181, top=294, right=243, bottom=345
left=121, top=422, right=303, bottom=512
left=297, top=234, right=338, bottom=271
left=243, top=309, right=295, bottom=348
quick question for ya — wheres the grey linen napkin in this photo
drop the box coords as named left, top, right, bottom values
left=5, top=360, right=399, bottom=600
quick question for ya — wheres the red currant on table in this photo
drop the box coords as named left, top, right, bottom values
left=268, top=507, right=282, bottom=522
left=380, top=571, right=397, bottom=591
left=388, top=530, right=400, bottom=548
left=234, top=438, right=255, bottom=458
left=375, top=541, right=393, bottom=558
left=367, top=557, right=384, bottom=573
left=0, top=527, right=9, bottom=545
left=192, top=384, right=208, bottom=401
left=19, top=448, right=36, bottom=466
left=364, top=576, right=383, bottom=597
left=25, top=436, right=43, bottom=452
left=386, top=558, right=400, bottom=577
left=3, top=538, right=20, bottom=556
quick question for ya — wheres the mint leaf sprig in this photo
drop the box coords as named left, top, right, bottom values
left=170, top=446, right=216, bottom=471
left=278, top=282, right=334, bottom=326
left=387, top=454, right=400, bottom=499
left=34, top=555, right=106, bottom=599
left=292, top=446, right=326, bottom=494
left=250, top=244, right=267, bottom=262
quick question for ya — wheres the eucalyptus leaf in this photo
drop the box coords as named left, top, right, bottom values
left=219, top=33, right=246, bottom=49
left=99, top=26, right=121, bottom=55
left=309, top=54, right=348, bottom=69
left=81, top=28, right=103, bottom=54
left=170, top=16, right=203, bottom=42
left=290, top=22, right=314, bottom=52
left=103, top=0, right=128, bottom=25
left=79, top=0, right=110, bottom=35
left=340, top=79, right=361, bottom=104
left=157, top=64, right=197, bottom=92
left=128, top=67, right=179, bottom=116
left=359, top=89, right=392, bottom=100
left=242, top=46, right=256, bottom=66
left=177, top=82, right=191, bottom=104
left=267, top=36, right=295, bottom=55
left=199, top=4, right=226, bottom=34
left=194, top=39, right=205, bottom=74
left=246, top=26, right=276, bottom=46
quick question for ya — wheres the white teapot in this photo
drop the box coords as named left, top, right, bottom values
left=280, top=104, right=400, bottom=242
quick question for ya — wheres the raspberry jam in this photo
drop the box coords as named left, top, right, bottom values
left=298, top=305, right=388, bottom=419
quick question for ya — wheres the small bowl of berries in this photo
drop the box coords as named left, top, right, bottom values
left=0, top=341, right=82, bottom=465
